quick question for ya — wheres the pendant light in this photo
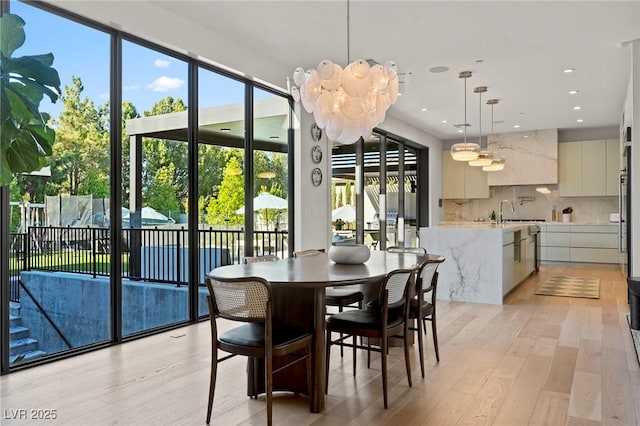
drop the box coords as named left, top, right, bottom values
left=469, top=86, right=493, bottom=167
left=483, top=98, right=506, bottom=171
left=450, top=71, right=480, bottom=161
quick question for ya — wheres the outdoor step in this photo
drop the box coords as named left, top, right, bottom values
left=9, top=338, right=39, bottom=356
left=9, top=325, right=30, bottom=341
left=10, top=350, right=47, bottom=364
left=9, top=301, right=21, bottom=317
left=9, top=315, right=22, bottom=328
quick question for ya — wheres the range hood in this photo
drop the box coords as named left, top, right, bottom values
left=487, top=129, right=558, bottom=186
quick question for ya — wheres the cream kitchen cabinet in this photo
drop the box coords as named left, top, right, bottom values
left=442, top=150, right=489, bottom=199
left=539, top=224, right=618, bottom=263
left=558, top=139, right=620, bottom=197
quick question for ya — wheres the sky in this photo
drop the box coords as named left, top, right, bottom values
left=12, top=2, right=274, bottom=121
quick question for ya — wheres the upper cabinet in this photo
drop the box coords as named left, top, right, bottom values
left=442, top=151, right=489, bottom=199
left=487, top=129, right=558, bottom=186
left=558, top=139, right=619, bottom=197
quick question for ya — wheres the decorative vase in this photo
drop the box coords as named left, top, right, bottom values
left=328, top=244, right=371, bottom=264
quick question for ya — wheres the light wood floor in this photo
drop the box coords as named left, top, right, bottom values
left=2, top=263, right=639, bottom=425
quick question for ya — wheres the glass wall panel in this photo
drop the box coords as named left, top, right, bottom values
left=7, top=2, right=111, bottom=363
left=196, top=68, right=245, bottom=317
left=121, top=40, right=189, bottom=335
left=251, top=88, right=290, bottom=259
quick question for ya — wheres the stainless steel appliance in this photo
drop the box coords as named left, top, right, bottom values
left=620, top=126, right=632, bottom=278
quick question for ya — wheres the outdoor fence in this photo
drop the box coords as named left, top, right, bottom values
left=8, top=226, right=288, bottom=302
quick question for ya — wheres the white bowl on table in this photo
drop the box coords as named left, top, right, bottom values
left=328, top=244, right=371, bottom=264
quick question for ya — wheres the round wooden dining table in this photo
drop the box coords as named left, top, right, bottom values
left=208, top=250, right=435, bottom=413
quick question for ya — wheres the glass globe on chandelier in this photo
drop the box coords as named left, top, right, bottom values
left=289, top=0, right=398, bottom=144
left=482, top=98, right=506, bottom=171
left=451, top=71, right=480, bottom=161
left=468, top=86, right=494, bottom=167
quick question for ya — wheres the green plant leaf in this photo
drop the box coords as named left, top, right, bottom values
left=9, top=55, right=61, bottom=93
left=0, top=14, right=26, bottom=57
left=0, top=13, right=60, bottom=184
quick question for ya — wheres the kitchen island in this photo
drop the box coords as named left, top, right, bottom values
left=419, top=222, right=538, bottom=304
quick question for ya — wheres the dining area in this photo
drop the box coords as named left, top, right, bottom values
left=205, top=246, right=446, bottom=424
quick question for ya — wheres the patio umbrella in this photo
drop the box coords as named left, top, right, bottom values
left=236, top=192, right=288, bottom=230
left=236, top=192, right=288, bottom=214
left=331, top=204, right=357, bottom=222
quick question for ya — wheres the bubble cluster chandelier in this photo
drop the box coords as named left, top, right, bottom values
left=289, top=0, right=399, bottom=144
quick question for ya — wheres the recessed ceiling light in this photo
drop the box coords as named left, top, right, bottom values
left=573, top=106, right=581, bottom=110
left=457, top=129, right=463, bottom=133
left=577, top=119, right=584, bottom=123
left=524, top=135, right=529, bottom=138
left=429, top=66, right=449, bottom=73
left=420, top=107, right=427, bottom=112
left=514, top=124, right=521, bottom=128
left=441, top=120, right=448, bottom=124
left=569, top=90, right=579, bottom=94
left=563, top=68, right=575, bottom=73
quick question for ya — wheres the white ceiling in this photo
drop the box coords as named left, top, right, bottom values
left=76, top=1, right=640, bottom=141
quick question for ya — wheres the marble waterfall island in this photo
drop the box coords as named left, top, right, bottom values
left=420, top=223, right=537, bottom=304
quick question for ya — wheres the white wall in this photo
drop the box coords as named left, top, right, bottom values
left=629, top=40, right=640, bottom=276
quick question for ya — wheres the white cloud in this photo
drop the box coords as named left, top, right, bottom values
left=124, top=84, right=141, bottom=91
left=146, top=76, right=184, bottom=92
left=154, top=59, right=170, bottom=68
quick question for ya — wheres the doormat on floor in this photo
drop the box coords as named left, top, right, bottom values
left=535, top=276, right=600, bottom=299
left=628, top=316, right=640, bottom=367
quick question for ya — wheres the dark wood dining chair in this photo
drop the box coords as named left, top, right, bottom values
left=325, top=267, right=418, bottom=408
left=410, top=255, right=445, bottom=376
left=244, top=255, right=279, bottom=264
left=205, top=276, right=312, bottom=425
left=386, top=247, right=445, bottom=374
left=293, top=248, right=365, bottom=357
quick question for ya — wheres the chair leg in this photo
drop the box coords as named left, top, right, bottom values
left=417, top=314, right=425, bottom=378
left=403, top=322, right=412, bottom=388
left=339, top=305, right=344, bottom=357
left=423, top=318, right=428, bottom=335
left=352, top=333, right=357, bottom=376
left=431, top=314, right=440, bottom=362
left=266, top=353, right=273, bottom=426
left=381, top=332, right=388, bottom=409
left=206, top=352, right=218, bottom=424
left=325, top=328, right=332, bottom=394
left=367, top=340, right=371, bottom=369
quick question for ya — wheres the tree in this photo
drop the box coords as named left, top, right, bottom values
left=331, top=182, right=337, bottom=210
left=345, top=181, right=352, bottom=206
left=0, top=13, right=61, bottom=185
left=141, top=96, right=188, bottom=211
left=206, top=156, right=244, bottom=225
left=51, top=76, right=109, bottom=195
left=145, top=163, right=181, bottom=220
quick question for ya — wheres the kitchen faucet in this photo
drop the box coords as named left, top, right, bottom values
left=499, top=199, right=515, bottom=223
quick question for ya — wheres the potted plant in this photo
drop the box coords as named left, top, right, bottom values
left=334, top=218, right=345, bottom=230
left=0, top=13, right=61, bottom=186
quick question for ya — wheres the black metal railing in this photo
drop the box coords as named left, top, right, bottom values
left=10, top=226, right=288, bottom=302
left=9, top=232, right=27, bottom=302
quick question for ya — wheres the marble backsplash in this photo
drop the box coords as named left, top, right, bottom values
left=442, top=185, right=618, bottom=224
